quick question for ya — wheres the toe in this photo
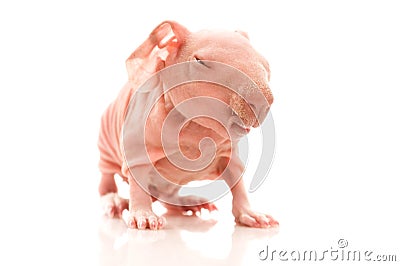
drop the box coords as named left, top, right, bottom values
left=254, top=213, right=271, bottom=227
left=237, top=213, right=258, bottom=227
left=265, top=215, right=279, bottom=227
left=207, top=203, right=218, bottom=211
left=136, top=217, right=147, bottom=230
left=157, top=216, right=166, bottom=229
left=127, top=217, right=137, bottom=229
left=148, top=216, right=158, bottom=230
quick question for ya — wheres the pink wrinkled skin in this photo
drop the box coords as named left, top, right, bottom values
left=98, top=21, right=278, bottom=230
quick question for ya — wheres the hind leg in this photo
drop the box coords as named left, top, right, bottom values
left=99, top=173, right=128, bottom=218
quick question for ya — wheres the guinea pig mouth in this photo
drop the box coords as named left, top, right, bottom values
left=228, top=116, right=251, bottom=136
left=232, top=122, right=250, bottom=134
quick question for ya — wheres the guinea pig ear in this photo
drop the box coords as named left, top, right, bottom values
left=235, top=30, right=249, bottom=40
left=126, top=21, right=189, bottom=88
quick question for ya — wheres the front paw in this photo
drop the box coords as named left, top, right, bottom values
left=233, top=207, right=279, bottom=228
left=125, top=209, right=166, bottom=230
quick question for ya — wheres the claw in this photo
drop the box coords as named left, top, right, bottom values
left=137, top=217, right=147, bottom=229
left=148, top=216, right=158, bottom=230
left=158, top=217, right=166, bottom=228
left=128, top=218, right=136, bottom=229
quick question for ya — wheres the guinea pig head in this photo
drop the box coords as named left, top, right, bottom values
left=186, top=29, right=272, bottom=126
left=126, top=21, right=273, bottom=137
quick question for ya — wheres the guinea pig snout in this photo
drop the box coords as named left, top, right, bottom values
left=229, top=94, right=257, bottom=128
left=229, top=88, right=272, bottom=129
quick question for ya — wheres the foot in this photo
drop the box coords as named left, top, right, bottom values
left=100, top=193, right=129, bottom=218
left=233, top=206, right=278, bottom=228
left=162, top=196, right=218, bottom=215
left=125, top=209, right=166, bottom=230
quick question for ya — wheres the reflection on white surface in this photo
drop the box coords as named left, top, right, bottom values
left=96, top=197, right=400, bottom=266
left=98, top=210, right=279, bottom=266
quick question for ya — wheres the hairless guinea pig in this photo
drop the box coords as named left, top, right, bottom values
left=98, top=21, right=278, bottom=230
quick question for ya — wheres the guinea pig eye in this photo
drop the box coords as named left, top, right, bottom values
left=194, top=56, right=209, bottom=68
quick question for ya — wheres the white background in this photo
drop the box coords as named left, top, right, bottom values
left=1, top=0, right=399, bottom=265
